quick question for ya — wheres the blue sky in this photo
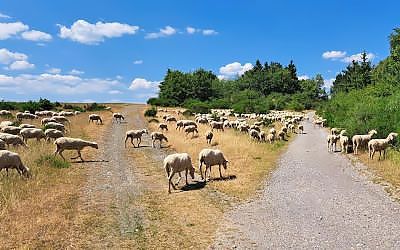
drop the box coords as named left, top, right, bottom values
left=0, top=1, right=399, bottom=103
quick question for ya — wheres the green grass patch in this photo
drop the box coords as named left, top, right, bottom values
left=35, top=154, right=70, bottom=169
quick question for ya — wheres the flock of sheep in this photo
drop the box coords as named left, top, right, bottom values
left=314, top=115, right=398, bottom=160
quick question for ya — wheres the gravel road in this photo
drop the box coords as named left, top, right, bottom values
left=212, top=113, right=400, bottom=249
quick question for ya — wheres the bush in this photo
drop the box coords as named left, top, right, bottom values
left=63, top=104, right=85, bottom=112
left=183, top=99, right=210, bottom=114
left=182, top=110, right=193, bottom=117
left=144, top=107, right=157, bottom=117
left=85, top=103, right=106, bottom=111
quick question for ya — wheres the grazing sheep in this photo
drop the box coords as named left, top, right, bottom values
left=0, top=133, right=27, bottom=147
left=0, top=150, right=30, bottom=177
left=89, top=114, right=103, bottom=124
left=352, top=129, right=378, bottom=155
left=1, top=126, right=22, bottom=135
left=184, top=125, right=198, bottom=137
left=166, top=116, right=177, bottom=123
left=205, top=130, right=213, bottom=144
left=249, top=129, right=260, bottom=141
left=20, top=128, right=46, bottom=143
left=151, top=132, right=168, bottom=148
left=113, top=113, right=125, bottom=123
left=0, top=139, right=5, bottom=150
left=327, top=134, right=340, bottom=152
left=183, top=120, right=197, bottom=128
left=19, top=124, right=36, bottom=129
left=238, top=124, right=249, bottom=133
left=59, top=111, right=74, bottom=117
left=0, top=110, right=12, bottom=117
left=196, top=117, right=208, bottom=124
left=0, top=121, right=14, bottom=128
left=45, top=129, right=64, bottom=141
left=164, top=153, right=195, bottom=193
left=54, top=137, right=98, bottom=162
left=52, top=116, right=70, bottom=126
left=259, top=131, right=266, bottom=142
left=41, top=117, right=57, bottom=125
left=158, top=123, right=168, bottom=131
left=16, top=112, right=37, bottom=120
left=297, top=124, right=304, bottom=134
left=368, top=133, right=398, bottom=160
left=267, top=133, right=275, bottom=144
left=124, top=129, right=148, bottom=148
left=198, top=148, right=228, bottom=181
left=210, top=121, right=224, bottom=132
left=45, top=122, right=66, bottom=133
left=339, top=130, right=349, bottom=154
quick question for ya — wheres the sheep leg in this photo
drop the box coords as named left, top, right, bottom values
left=175, top=172, right=182, bottom=186
left=59, top=150, right=66, bottom=161
left=168, top=172, right=177, bottom=193
left=185, top=169, right=189, bottom=186
left=199, top=161, right=204, bottom=180
left=219, top=164, right=223, bottom=179
left=152, top=140, right=155, bottom=148
left=138, top=137, right=142, bottom=147
left=130, top=137, right=136, bottom=148
left=124, top=136, right=128, bottom=148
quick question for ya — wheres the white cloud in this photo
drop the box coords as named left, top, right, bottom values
left=21, top=30, right=52, bottom=42
left=47, top=68, right=61, bottom=74
left=298, top=75, right=310, bottom=80
left=341, top=52, right=375, bottom=63
left=145, top=26, right=177, bottom=39
left=322, top=50, right=347, bottom=60
left=129, top=78, right=160, bottom=90
left=0, top=22, right=29, bottom=40
left=323, top=78, right=335, bottom=90
left=109, top=90, right=122, bottom=94
left=0, top=13, right=11, bottom=19
left=202, top=29, right=218, bottom=36
left=69, top=69, right=84, bottom=75
left=186, top=26, right=197, bottom=34
left=7, top=60, right=35, bottom=70
left=0, top=48, right=28, bottom=64
left=58, top=19, right=139, bottom=45
left=219, top=62, right=253, bottom=79
left=133, top=60, right=143, bottom=65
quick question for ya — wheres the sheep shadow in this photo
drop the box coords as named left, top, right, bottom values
left=180, top=181, right=207, bottom=191
left=71, top=159, right=109, bottom=164
left=208, top=175, right=237, bottom=182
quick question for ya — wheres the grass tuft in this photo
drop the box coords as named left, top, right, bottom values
left=35, top=154, right=71, bottom=169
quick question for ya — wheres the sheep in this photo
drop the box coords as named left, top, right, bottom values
left=198, top=149, right=228, bottom=181
left=259, top=131, right=266, bottom=142
left=0, top=110, right=12, bottom=116
left=183, top=120, right=197, bottom=128
left=266, top=133, right=275, bottom=144
left=210, top=121, right=224, bottom=132
left=277, top=130, right=286, bottom=141
left=52, top=116, right=70, bottom=126
left=151, top=132, right=168, bottom=148
left=113, top=113, right=125, bottom=123
left=269, top=128, right=276, bottom=135
left=196, top=117, right=208, bottom=124
left=352, top=129, right=378, bottom=155
left=124, top=129, right=148, bottom=148
left=327, top=134, right=340, bottom=152
left=250, top=125, right=261, bottom=132
left=238, top=124, right=249, bottom=133
left=331, top=128, right=340, bottom=135
left=0, top=139, right=5, bottom=150
left=45, top=129, right=64, bottom=141
left=249, top=129, right=260, bottom=141
left=339, top=130, right=349, bottom=154
left=54, top=137, right=98, bottom=162
left=297, top=124, right=304, bottom=134
left=20, top=128, right=46, bottom=143
left=16, top=112, right=37, bottom=120
left=184, top=125, right=198, bottom=137
left=205, top=130, right=213, bottom=144
left=158, top=123, right=168, bottom=131
left=166, top=116, right=177, bottom=123
left=164, top=153, right=195, bottom=193
left=0, top=150, right=31, bottom=177
left=59, top=111, right=74, bottom=117
left=254, top=121, right=263, bottom=127
left=74, top=111, right=81, bottom=115
left=0, top=121, right=14, bottom=128
left=19, top=124, right=36, bottom=129
left=288, top=124, right=295, bottom=133
left=89, top=114, right=103, bottom=124
left=41, top=117, right=57, bottom=125
left=0, top=133, right=27, bottom=147
left=45, top=122, right=66, bottom=133
left=1, top=126, right=22, bottom=135
left=368, top=133, right=398, bottom=160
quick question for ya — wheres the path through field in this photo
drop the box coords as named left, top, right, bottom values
left=212, top=113, right=400, bottom=249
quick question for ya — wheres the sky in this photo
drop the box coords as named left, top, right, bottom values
left=0, top=0, right=399, bottom=103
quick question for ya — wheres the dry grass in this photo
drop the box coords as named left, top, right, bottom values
left=0, top=108, right=113, bottom=248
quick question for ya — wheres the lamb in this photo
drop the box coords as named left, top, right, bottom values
left=89, top=114, right=103, bottom=124
left=352, top=129, right=378, bottom=155
left=113, top=113, right=125, bottom=123
left=198, top=148, right=228, bottom=181
left=54, top=137, right=98, bottom=162
left=210, top=121, right=224, bottom=132
left=20, top=128, right=46, bottom=143
left=0, top=150, right=31, bottom=177
left=45, top=129, right=64, bottom=141
left=124, top=129, right=148, bottom=148
left=327, top=134, right=340, bottom=152
left=0, top=139, right=5, bottom=150
left=297, top=124, right=304, bottom=134
left=151, top=132, right=168, bottom=148
left=184, top=125, right=198, bottom=137
left=259, top=131, right=266, bottom=142
left=205, top=130, right=213, bottom=144
left=164, top=153, right=195, bottom=193
left=339, top=130, right=349, bottom=154
left=1, top=126, right=22, bottom=135
left=249, top=129, right=260, bottom=141
left=266, top=133, right=275, bottom=144
left=0, top=133, right=27, bottom=147
left=45, top=122, right=66, bottom=133
left=19, top=124, right=36, bottom=129
left=158, top=123, right=168, bottom=131
left=368, top=132, right=398, bottom=160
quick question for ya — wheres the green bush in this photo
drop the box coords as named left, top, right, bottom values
left=144, top=107, right=157, bottom=117
left=85, top=102, right=106, bottom=111
left=183, top=99, right=210, bottom=114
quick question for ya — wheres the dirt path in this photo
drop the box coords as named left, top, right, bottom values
left=212, top=113, right=400, bottom=249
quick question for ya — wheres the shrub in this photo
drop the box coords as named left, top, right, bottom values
left=85, top=103, right=106, bottom=111
left=182, top=110, right=193, bottom=117
left=144, top=107, right=157, bottom=117
left=183, top=99, right=210, bottom=114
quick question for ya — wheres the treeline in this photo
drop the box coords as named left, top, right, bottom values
left=148, top=60, right=327, bottom=113
left=318, top=28, right=400, bottom=139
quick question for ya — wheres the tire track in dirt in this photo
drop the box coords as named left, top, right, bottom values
left=211, top=112, right=400, bottom=249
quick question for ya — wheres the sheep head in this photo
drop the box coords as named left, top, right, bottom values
left=369, top=130, right=378, bottom=135
left=387, top=132, right=398, bottom=141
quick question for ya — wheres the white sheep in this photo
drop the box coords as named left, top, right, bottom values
left=158, top=123, right=168, bottom=131
left=297, top=124, right=304, bottom=134
left=184, top=125, right=198, bottom=137
left=1, top=126, right=22, bottom=135
left=0, top=121, right=14, bottom=128
left=205, top=130, right=213, bottom=144
left=269, top=127, right=276, bottom=135
left=124, top=129, right=148, bottom=148
left=41, top=117, right=57, bottom=125
left=44, top=122, right=66, bottom=133
left=0, top=133, right=27, bottom=147
left=0, top=150, right=31, bottom=177
left=113, top=113, right=125, bottom=123
left=20, top=128, right=46, bottom=143
left=210, top=121, right=224, bottom=132
left=164, top=153, right=195, bottom=193
left=19, top=124, right=36, bottom=129
left=89, top=114, right=103, bottom=124
left=151, top=132, right=168, bottom=148
left=368, top=132, right=398, bottom=160
left=277, top=130, right=286, bottom=141
left=352, top=129, right=378, bottom=155
left=339, top=130, right=349, bottom=154
left=54, top=137, right=98, bottom=162
left=327, top=134, right=340, bottom=152
left=266, top=133, right=275, bottom=144
left=52, top=116, right=70, bottom=126
left=198, top=148, right=228, bottom=181
left=45, top=129, right=64, bottom=141
left=259, top=131, right=266, bottom=142
left=166, top=116, right=177, bottom=123
left=249, top=129, right=260, bottom=141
